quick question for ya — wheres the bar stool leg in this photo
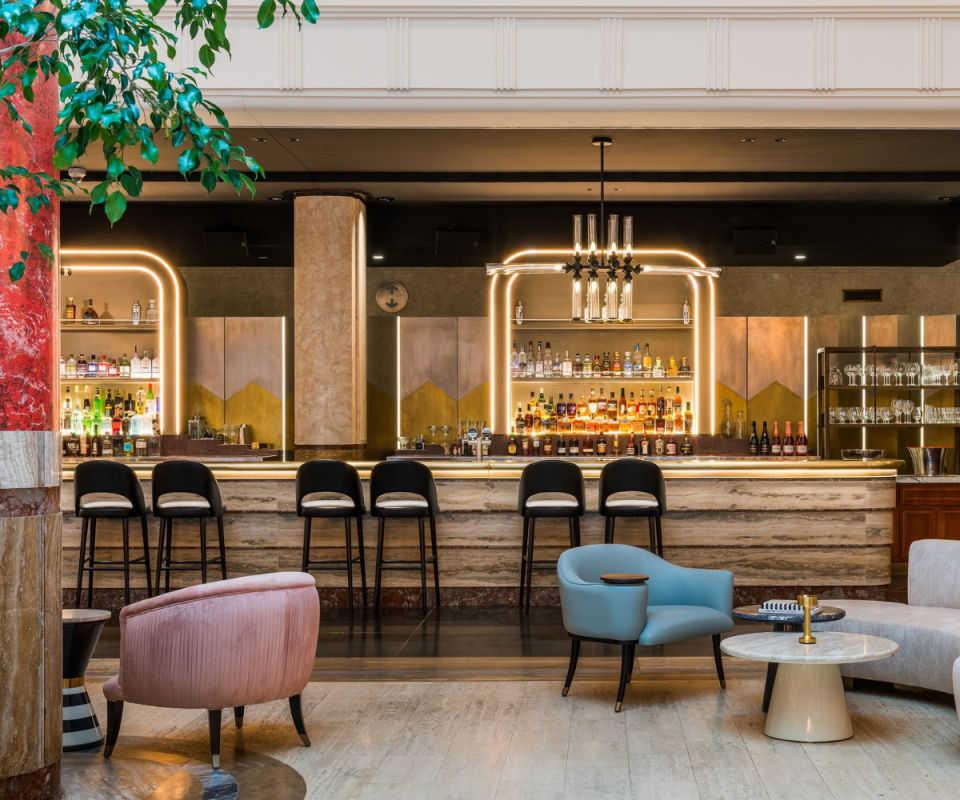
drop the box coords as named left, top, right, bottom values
left=140, top=516, right=153, bottom=598
left=604, top=516, right=614, bottom=545
left=648, top=517, right=656, bottom=553
left=87, top=518, right=97, bottom=609
left=655, top=516, right=663, bottom=557
left=573, top=517, right=581, bottom=548
left=199, top=517, right=208, bottom=584
left=302, top=517, right=312, bottom=573
left=76, top=517, right=89, bottom=609
left=217, top=516, right=227, bottom=581
left=568, top=517, right=576, bottom=549
left=525, top=518, right=536, bottom=615
left=355, top=516, right=368, bottom=607
left=429, top=515, right=441, bottom=609
left=121, top=518, right=131, bottom=607
left=165, top=519, right=173, bottom=593
left=155, top=518, right=166, bottom=595
left=344, top=517, right=355, bottom=612
left=518, top=517, right=529, bottom=608
left=374, top=517, right=385, bottom=610
left=417, top=517, right=428, bottom=616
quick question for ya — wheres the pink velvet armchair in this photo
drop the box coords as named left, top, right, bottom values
left=102, top=572, right=320, bottom=768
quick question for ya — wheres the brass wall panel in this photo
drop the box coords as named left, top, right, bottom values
left=457, top=317, right=490, bottom=401
left=399, top=317, right=458, bottom=400
left=187, top=318, right=225, bottom=400
left=747, top=317, right=804, bottom=400
left=224, top=318, right=282, bottom=400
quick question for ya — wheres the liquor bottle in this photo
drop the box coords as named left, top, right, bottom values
left=543, top=433, right=553, bottom=457
left=583, top=434, right=594, bottom=456
left=145, top=299, right=158, bottom=324
left=82, top=298, right=99, bottom=325
left=109, top=358, right=118, bottom=378
left=573, top=353, right=582, bottom=376
left=667, top=357, right=679, bottom=377
left=77, top=353, right=87, bottom=377
left=633, top=343, right=643, bottom=376
left=515, top=299, right=523, bottom=324
left=151, top=350, right=159, bottom=378
left=89, top=355, right=98, bottom=377
left=562, top=351, right=573, bottom=377
left=131, top=346, right=140, bottom=378
left=112, top=403, right=122, bottom=435
left=130, top=409, right=142, bottom=436
left=588, top=387, right=598, bottom=418
left=593, top=356, right=601, bottom=378
left=760, top=421, right=771, bottom=456
left=771, top=421, right=782, bottom=456
left=557, top=394, right=566, bottom=418
left=518, top=342, right=527, bottom=376
left=749, top=421, right=760, bottom=456
left=643, top=408, right=655, bottom=432
left=638, top=432, right=648, bottom=455
left=597, top=435, right=606, bottom=456
left=132, top=299, right=141, bottom=325
left=511, top=340, right=519, bottom=377
left=552, top=346, right=562, bottom=377
left=557, top=435, right=567, bottom=456
left=569, top=436, right=580, bottom=456
left=543, top=342, right=552, bottom=375
left=92, top=388, right=102, bottom=417
left=104, top=389, right=114, bottom=419
left=527, top=341, right=535, bottom=377
left=626, top=434, right=636, bottom=456
left=71, top=395, right=83, bottom=435
left=643, top=343, right=652, bottom=376
left=99, top=354, right=109, bottom=377
left=573, top=396, right=586, bottom=433
left=82, top=396, right=92, bottom=435
left=62, top=388, right=72, bottom=430
left=655, top=432, right=665, bottom=455
left=66, top=354, right=77, bottom=378
left=60, top=354, right=65, bottom=378
left=123, top=434, right=134, bottom=457
left=796, top=422, right=808, bottom=456
left=656, top=386, right=666, bottom=417
left=683, top=299, right=691, bottom=324
left=647, top=391, right=656, bottom=419
left=597, top=389, right=607, bottom=417
left=135, top=386, right=146, bottom=415
left=65, top=296, right=76, bottom=323
left=538, top=388, right=546, bottom=410
left=664, top=413, right=674, bottom=434
left=783, top=421, right=795, bottom=456
left=679, top=356, right=692, bottom=376
left=653, top=357, right=665, bottom=378
left=79, top=431, right=89, bottom=458
left=582, top=354, right=592, bottom=376
left=533, top=403, right=542, bottom=433
left=613, top=351, right=622, bottom=377
left=612, top=435, right=621, bottom=456
left=681, top=434, right=694, bottom=456
left=602, top=352, right=611, bottom=378
left=608, top=392, right=618, bottom=422
left=531, top=431, right=541, bottom=457
left=524, top=403, right=534, bottom=432
left=618, top=388, right=628, bottom=417
left=656, top=411, right=666, bottom=434
left=135, top=435, right=147, bottom=457
left=673, top=386, right=683, bottom=415
left=683, top=402, right=694, bottom=433
left=666, top=434, right=678, bottom=456
left=535, top=341, right=544, bottom=377
left=101, top=433, right=113, bottom=457
left=623, top=349, right=632, bottom=375
left=120, top=353, right=131, bottom=378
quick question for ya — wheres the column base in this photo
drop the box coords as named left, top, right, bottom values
left=766, top=662, right=854, bottom=742
left=0, top=762, right=60, bottom=800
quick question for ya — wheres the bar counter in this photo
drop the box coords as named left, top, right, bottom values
left=61, top=457, right=902, bottom=609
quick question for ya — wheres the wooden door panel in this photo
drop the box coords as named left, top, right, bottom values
left=899, top=508, right=938, bottom=561
left=938, top=510, right=960, bottom=542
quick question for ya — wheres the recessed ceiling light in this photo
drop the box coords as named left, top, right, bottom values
left=376, top=197, right=395, bottom=202
left=939, top=196, right=957, bottom=202
left=586, top=188, right=593, bottom=192
left=288, top=138, right=300, bottom=142
left=268, top=196, right=283, bottom=201
left=795, top=254, right=807, bottom=260
left=259, top=256, right=268, bottom=260
left=252, top=137, right=267, bottom=142
left=614, top=188, right=621, bottom=192
left=372, top=255, right=384, bottom=260
left=742, top=137, right=755, bottom=142
left=775, top=138, right=787, bottom=142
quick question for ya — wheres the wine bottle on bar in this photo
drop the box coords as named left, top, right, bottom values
left=783, top=421, right=795, bottom=457
left=771, top=421, right=782, bottom=456
left=796, top=422, right=808, bottom=456
left=749, top=422, right=760, bottom=456
left=760, top=422, right=771, bottom=456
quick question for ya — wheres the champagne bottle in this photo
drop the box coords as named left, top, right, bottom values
left=771, top=421, right=782, bottom=456
left=783, top=421, right=795, bottom=456
left=760, top=421, right=771, bottom=456
left=796, top=422, right=808, bottom=456
left=749, top=421, right=760, bottom=456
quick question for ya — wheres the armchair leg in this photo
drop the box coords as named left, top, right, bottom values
left=712, top=634, right=726, bottom=689
left=234, top=706, right=244, bottom=729
left=103, top=700, right=123, bottom=758
left=289, top=695, right=310, bottom=746
left=615, top=644, right=636, bottom=712
left=562, top=639, right=581, bottom=697
left=208, top=709, right=222, bottom=769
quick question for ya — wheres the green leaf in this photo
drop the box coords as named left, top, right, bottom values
left=106, top=155, right=124, bottom=180
left=257, top=0, right=277, bottom=29
left=178, top=148, right=199, bottom=174
left=37, top=243, right=54, bottom=266
left=119, top=173, right=141, bottom=197
left=301, top=0, right=319, bottom=24
left=139, top=139, right=159, bottom=164
left=9, top=261, right=25, bottom=282
left=198, top=44, right=215, bottom=68
left=104, top=191, right=127, bottom=226
left=89, top=180, right=109, bottom=206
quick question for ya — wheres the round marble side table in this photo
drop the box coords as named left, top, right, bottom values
left=721, top=631, right=898, bottom=742
left=733, top=605, right=846, bottom=713
left=62, top=608, right=111, bottom=751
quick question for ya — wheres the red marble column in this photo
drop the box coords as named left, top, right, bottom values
left=0, top=36, right=63, bottom=800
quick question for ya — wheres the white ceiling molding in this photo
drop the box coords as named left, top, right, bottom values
left=706, top=18, right=729, bottom=92
left=280, top=14, right=303, bottom=91
left=600, top=18, right=623, bottom=91
left=387, top=17, right=410, bottom=90
left=920, top=17, right=941, bottom=91
left=495, top=17, right=517, bottom=91
left=814, top=18, right=835, bottom=91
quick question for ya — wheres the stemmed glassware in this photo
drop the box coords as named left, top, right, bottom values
left=844, top=364, right=855, bottom=386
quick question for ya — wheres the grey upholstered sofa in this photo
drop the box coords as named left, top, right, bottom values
left=814, top=539, right=960, bottom=722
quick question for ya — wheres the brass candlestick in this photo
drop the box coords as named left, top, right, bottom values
left=798, top=594, right=817, bottom=645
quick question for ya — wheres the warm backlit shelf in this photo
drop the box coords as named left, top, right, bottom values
left=511, top=376, right=695, bottom=383
left=61, top=320, right=159, bottom=333
left=827, top=423, right=957, bottom=428
left=512, top=318, right=694, bottom=331
left=61, top=377, right=161, bottom=384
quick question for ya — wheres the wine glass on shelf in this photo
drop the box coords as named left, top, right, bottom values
left=902, top=399, right=915, bottom=424
left=880, top=408, right=892, bottom=424
left=844, top=364, right=854, bottom=386
left=894, top=362, right=905, bottom=386
left=864, top=364, right=875, bottom=386
left=953, top=360, right=960, bottom=386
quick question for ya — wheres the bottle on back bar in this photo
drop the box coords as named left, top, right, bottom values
left=535, top=342, right=544, bottom=377
left=527, top=341, right=535, bottom=377
left=597, top=389, right=607, bottom=417
left=563, top=351, right=573, bottom=377
left=783, top=421, right=795, bottom=456
left=613, top=351, right=622, bottom=376
left=771, top=422, right=782, bottom=456
left=569, top=436, right=580, bottom=456
left=618, top=388, right=628, bottom=417
left=760, top=422, right=771, bottom=456
left=515, top=403, right=525, bottom=434
left=626, top=434, right=636, bottom=456
left=656, top=386, right=666, bottom=417
left=643, top=343, right=652, bottom=376
left=796, top=422, right=808, bottom=456
left=683, top=402, right=693, bottom=433
left=511, top=341, right=519, bottom=377
left=518, top=342, right=527, bottom=376
left=749, top=421, right=760, bottom=456
left=666, top=434, right=678, bottom=456
left=552, top=345, right=561, bottom=377
left=508, top=428, right=518, bottom=456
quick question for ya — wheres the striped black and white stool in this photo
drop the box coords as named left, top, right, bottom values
left=62, top=608, right=111, bottom=751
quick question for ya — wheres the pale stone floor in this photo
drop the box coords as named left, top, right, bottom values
left=62, top=671, right=960, bottom=800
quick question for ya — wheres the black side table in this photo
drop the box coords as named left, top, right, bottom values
left=62, top=608, right=111, bottom=751
left=732, top=604, right=846, bottom=713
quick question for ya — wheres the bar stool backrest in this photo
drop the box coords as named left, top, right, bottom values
left=150, top=460, right=224, bottom=516
left=295, top=459, right=366, bottom=515
left=598, top=460, right=666, bottom=515
left=518, top=460, right=586, bottom=516
left=370, top=460, right=439, bottom=515
left=74, top=460, right=147, bottom=516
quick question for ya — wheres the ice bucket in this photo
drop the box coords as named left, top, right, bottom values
left=908, top=446, right=953, bottom=477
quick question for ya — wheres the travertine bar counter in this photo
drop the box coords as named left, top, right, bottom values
left=61, top=458, right=900, bottom=609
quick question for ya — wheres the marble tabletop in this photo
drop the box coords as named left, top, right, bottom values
left=721, top=632, right=899, bottom=665
left=62, top=609, right=111, bottom=624
left=733, top=605, right=846, bottom=623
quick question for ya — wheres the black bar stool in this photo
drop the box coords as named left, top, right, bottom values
left=152, top=461, right=227, bottom=593
left=74, top=461, right=153, bottom=607
left=296, top=459, right=368, bottom=610
left=599, top=460, right=666, bottom=556
left=518, top=460, right=585, bottom=615
left=370, top=460, right=441, bottom=615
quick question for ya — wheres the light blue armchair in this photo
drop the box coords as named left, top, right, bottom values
left=558, top=544, right=735, bottom=711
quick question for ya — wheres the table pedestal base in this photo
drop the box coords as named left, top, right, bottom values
left=765, top=662, right=853, bottom=743
left=63, top=679, right=104, bottom=751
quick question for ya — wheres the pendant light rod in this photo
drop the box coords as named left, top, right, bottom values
left=592, top=136, right=612, bottom=265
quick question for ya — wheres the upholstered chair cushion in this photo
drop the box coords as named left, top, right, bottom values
left=102, top=572, right=319, bottom=710
left=908, top=539, right=960, bottom=610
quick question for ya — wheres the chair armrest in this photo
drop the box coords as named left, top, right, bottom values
left=558, top=567, right=648, bottom=642
left=648, top=563, right=733, bottom=618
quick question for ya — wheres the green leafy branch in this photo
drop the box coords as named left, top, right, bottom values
left=0, top=0, right=320, bottom=280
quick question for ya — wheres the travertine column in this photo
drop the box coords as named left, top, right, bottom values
left=294, top=195, right=367, bottom=458
left=0, top=48, right=62, bottom=800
